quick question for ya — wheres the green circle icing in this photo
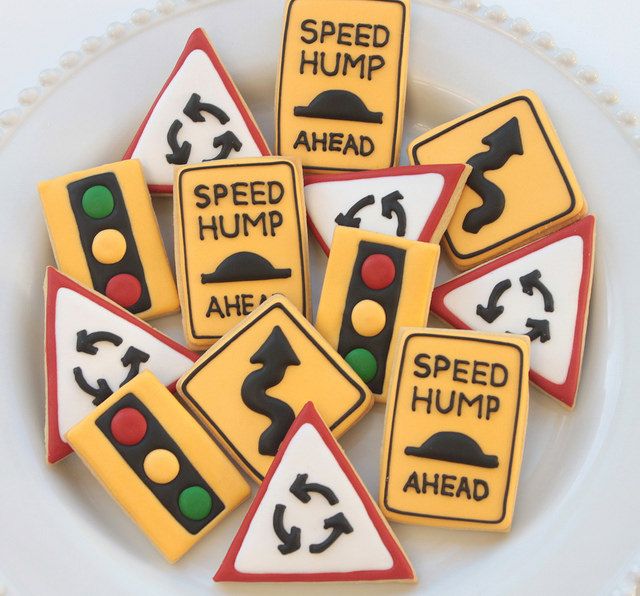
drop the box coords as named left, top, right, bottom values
left=81, top=185, right=114, bottom=219
left=345, top=348, right=378, bottom=383
left=178, top=486, right=213, bottom=521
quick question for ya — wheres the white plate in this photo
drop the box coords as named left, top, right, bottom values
left=0, top=1, right=639, bottom=594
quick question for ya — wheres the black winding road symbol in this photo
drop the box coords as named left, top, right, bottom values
left=476, top=270, right=554, bottom=343
left=165, top=92, right=243, bottom=165
left=273, top=474, right=353, bottom=555
left=73, top=329, right=150, bottom=406
left=335, top=191, right=407, bottom=236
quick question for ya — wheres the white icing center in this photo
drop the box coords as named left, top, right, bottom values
left=131, top=49, right=263, bottom=185
left=55, top=288, right=194, bottom=438
left=443, top=235, right=584, bottom=384
left=234, top=423, right=393, bottom=574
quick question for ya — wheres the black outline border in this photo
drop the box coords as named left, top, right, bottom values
left=177, top=160, right=307, bottom=341
left=411, top=95, right=578, bottom=260
left=276, top=0, right=408, bottom=172
left=383, top=331, right=524, bottom=524
left=179, top=301, right=368, bottom=481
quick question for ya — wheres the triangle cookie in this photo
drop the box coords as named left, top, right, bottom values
left=123, top=28, right=270, bottom=194
left=215, top=403, right=415, bottom=583
left=45, top=267, right=198, bottom=463
left=431, top=216, right=595, bottom=408
left=305, top=164, right=470, bottom=254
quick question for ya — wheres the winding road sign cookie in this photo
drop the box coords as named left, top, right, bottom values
left=123, top=28, right=270, bottom=194
left=305, top=164, right=470, bottom=254
left=215, top=402, right=415, bottom=583
left=174, top=156, right=310, bottom=349
left=431, top=215, right=596, bottom=408
left=67, top=371, right=250, bottom=562
left=276, top=0, right=410, bottom=173
left=409, top=90, right=588, bottom=270
left=380, top=328, right=529, bottom=531
left=45, top=268, right=198, bottom=464
left=176, top=295, right=372, bottom=483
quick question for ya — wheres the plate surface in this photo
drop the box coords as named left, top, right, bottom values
left=0, top=1, right=639, bottom=594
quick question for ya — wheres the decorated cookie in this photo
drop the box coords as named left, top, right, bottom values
left=174, top=156, right=310, bottom=349
left=215, top=402, right=415, bottom=583
left=305, top=164, right=471, bottom=254
left=276, top=0, right=410, bottom=173
left=431, top=215, right=596, bottom=408
left=315, top=227, right=440, bottom=401
left=380, top=328, right=529, bottom=531
left=44, top=267, right=197, bottom=464
left=39, top=159, right=179, bottom=319
left=123, top=28, right=270, bottom=194
left=176, top=295, right=372, bottom=483
left=67, top=371, right=250, bottom=563
left=408, top=90, right=588, bottom=270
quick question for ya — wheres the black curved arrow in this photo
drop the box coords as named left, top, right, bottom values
left=183, top=92, right=230, bottom=125
left=166, top=119, right=192, bottom=165
left=76, top=330, right=123, bottom=355
left=476, top=279, right=512, bottom=323
left=381, top=191, right=407, bottom=236
left=290, top=473, right=339, bottom=506
left=334, top=195, right=375, bottom=228
left=520, top=269, right=554, bottom=312
left=73, top=367, right=113, bottom=406
left=273, top=504, right=301, bottom=555
left=525, top=318, right=551, bottom=343
left=309, top=512, right=353, bottom=554
left=206, top=130, right=243, bottom=161
left=119, top=346, right=150, bottom=387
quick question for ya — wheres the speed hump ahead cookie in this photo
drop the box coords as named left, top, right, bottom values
left=380, top=328, right=529, bottom=532
left=409, top=90, right=588, bottom=270
left=67, top=371, right=250, bottom=562
left=176, top=295, right=373, bottom=483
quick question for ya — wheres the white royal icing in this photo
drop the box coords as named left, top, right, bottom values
left=443, top=235, right=584, bottom=385
left=234, top=422, right=393, bottom=574
left=305, top=172, right=446, bottom=249
left=130, top=49, right=263, bottom=186
left=54, top=287, right=194, bottom=438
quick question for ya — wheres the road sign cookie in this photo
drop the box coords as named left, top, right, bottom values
left=123, top=28, right=270, bottom=194
left=44, top=268, right=198, bottom=464
left=276, top=0, right=410, bottom=173
left=380, top=328, right=529, bottom=531
left=409, top=90, right=588, bottom=270
left=315, top=227, right=440, bottom=401
left=305, top=164, right=471, bottom=254
left=215, top=402, right=415, bottom=583
left=67, top=371, right=250, bottom=562
left=176, top=295, right=372, bottom=483
left=174, top=156, right=310, bottom=349
left=39, top=159, right=179, bottom=319
left=431, top=215, right=596, bottom=408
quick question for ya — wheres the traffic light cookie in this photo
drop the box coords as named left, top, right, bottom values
left=123, top=28, right=270, bottom=194
left=67, top=371, right=250, bottom=562
left=39, top=159, right=179, bottom=319
left=409, top=90, right=588, bottom=270
left=176, top=295, right=372, bottom=483
left=174, top=156, right=310, bottom=349
left=44, top=267, right=198, bottom=464
left=431, top=215, right=596, bottom=408
left=380, top=328, right=529, bottom=531
left=315, top=227, right=440, bottom=401
left=305, top=163, right=471, bottom=254
left=276, top=0, right=411, bottom=173
left=215, top=403, right=415, bottom=583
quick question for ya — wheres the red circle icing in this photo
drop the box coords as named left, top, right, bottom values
left=105, top=274, right=142, bottom=308
left=360, top=254, right=396, bottom=290
left=110, top=407, right=147, bottom=445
